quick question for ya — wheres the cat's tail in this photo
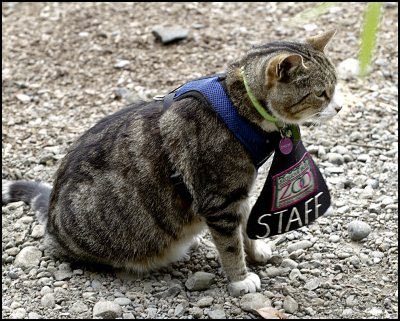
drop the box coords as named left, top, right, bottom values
left=2, top=180, right=51, bottom=224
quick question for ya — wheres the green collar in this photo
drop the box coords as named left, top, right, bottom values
left=241, top=67, right=279, bottom=124
left=240, top=67, right=301, bottom=142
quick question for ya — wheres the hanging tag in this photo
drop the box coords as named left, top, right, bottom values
left=279, top=137, right=293, bottom=154
left=246, top=139, right=331, bottom=239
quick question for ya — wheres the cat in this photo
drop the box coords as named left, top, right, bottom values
left=2, top=30, right=342, bottom=297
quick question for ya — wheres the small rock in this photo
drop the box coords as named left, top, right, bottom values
left=41, top=293, right=55, bottom=308
left=71, top=301, right=89, bottom=314
left=240, top=292, right=271, bottom=312
left=114, top=297, right=131, bottom=306
left=357, top=154, right=370, bottom=162
left=174, top=303, right=185, bottom=316
left=265, top=266, right=287, bottom=277
left=31, top=225, right=46, bottom=238
left=337, top=58, right=361, bottom=79
left=16, top=94, right=31, bottom=103
left=280, top=258, right=298, bottom=269
left=27, top=312, right=42, bottom=319
left=346, top=295, right=358, bottom=307
left=289, top=268, right=302, bottom=280
left=123, top=312, right=136, bottom=319
left=189, top=307, right=204, bottom=318
left=146, top=307, right=158, bottom=318
left=381, top=196, right=395, bottom=206
left=114, top=59, right=130, bottom=69
left=114, top=87, right=140, bottom=104
left=368, top=307, right=383, bottom=316
left=208, top=309, right=226, bottom=319
left=185, top=271, right=215, bottom=291
left=366, top=178, right=379, bottom=189
left=304, top=277, right=320, bottom=291
left=269, top=255, right=283, bottom=265
left=152, top=25, right=189, bottom=44
left=54, top=270, right=72, bottom=281
left=197, top=296, right=214, bottom=307
left=283, top=296, right=298, bottom=314
left=326, top=152, right=344, bottom=165
left=347, top=220, right=371, bottom=241
left=329, top=235, right=340, bottom=243
left=287, top=240, right=313, bottom=253
left=325, top=166, right=344, bottom=174
left=10, top=308, right=26, bottom=319
left=93, top=301, right=122, bottom=319
left=40, top=286, right=53, bottom=295
left=342, top=308, right=353, bottom=317
left=14, top=246, right=42, bottom=269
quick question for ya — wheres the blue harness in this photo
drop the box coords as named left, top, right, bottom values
left=165, top=74, right=280, bottom=168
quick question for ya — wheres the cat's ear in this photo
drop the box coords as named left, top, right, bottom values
left=306, top=29, right=336, bottom=52
left=272, top=53, right=306, bottom=80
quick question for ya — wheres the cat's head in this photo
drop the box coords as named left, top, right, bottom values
left=243, top=30, right=342, bottom=125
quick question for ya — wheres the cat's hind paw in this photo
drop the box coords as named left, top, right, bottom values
left=227, top=272, right=261, bottom=297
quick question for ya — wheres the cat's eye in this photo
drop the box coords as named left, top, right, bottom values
left=315, top=90, right=326, bottom=98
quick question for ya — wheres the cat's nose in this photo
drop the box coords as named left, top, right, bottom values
left=335, top=105, right=342, bottom=113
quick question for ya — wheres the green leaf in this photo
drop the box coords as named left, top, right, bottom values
left=358, top=2, right=382, bottom=77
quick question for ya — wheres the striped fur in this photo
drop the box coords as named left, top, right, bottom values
left=2, top=31, right=339, bottom=296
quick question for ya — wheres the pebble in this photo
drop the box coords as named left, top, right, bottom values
left=329, top=235, right=341, bottom=243
left=189, top=307, right=204, bottom=318
left=146, top=308, right=158, bottom=318
left=54, top=270, right=72, bottom=281
left=71, top=301, right=89, bottom=314
left=289, top=268, right=302, bottom=280
left=337, top=58, right=360, bottom=79
left=174, top=303, right=185, bottom=316
left=280, top=258, right=298, bottom=269
left=31, top=225, right=46, bottom=238
left=283, top=296, right=299, bottom=314
left=197, top=296, right=214, bottom=307
left=326, top=152, right=344, bottom=165
left=114, top=59, right=130, bottom=69
left=240, top=293, right=271, bottom=312
left=114, top=87, right=140, bottom=104
left=346, top=295, right=358, bottom=307
left=28, top=312, right=42, bottom=319
left=185, top=271, right=215, bottom=291
left=208, top=308, right=226, bottom=319
left=381, top=196, right=395, bottom=206
left=10, top=308, right=27, bottom=319
left=114, top=297, right=131, bottom=306
left=14, top=246, right=42, bottom=269
left=16, top=93, right=31, bottom=103
left=368, top=307, right=383, bottom=316
left=347, top=220, right=371, bottom=241
left=304, top=277, right=320, bottom=291
left=152, top=25, right=189, bottom=44
left=357, top=154, right=370, bottom=162
left=287, top=240, right=313, bottom=253
left=93, top=301, right=122, bottom=319
left=41, top=293, right=55, bottom=308
left=342, top=308, right=353, bottom=317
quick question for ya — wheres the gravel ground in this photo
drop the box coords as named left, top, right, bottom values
left=2, top=2, right=398, bottom=319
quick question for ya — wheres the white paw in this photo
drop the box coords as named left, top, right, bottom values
left=248, top=240, right=272, bottom=263
left=227, top=272, right=261, bottom=297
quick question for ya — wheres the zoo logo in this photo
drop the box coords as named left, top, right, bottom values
left=271, top=153, right=317, bottom=211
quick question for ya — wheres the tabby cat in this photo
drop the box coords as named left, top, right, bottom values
left=2, top=30, right=342, bottom=296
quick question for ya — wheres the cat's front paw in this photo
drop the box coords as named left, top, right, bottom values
left=246, top=240, right=272, bottom=264
left=227, top=272, right=261, bottom=297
